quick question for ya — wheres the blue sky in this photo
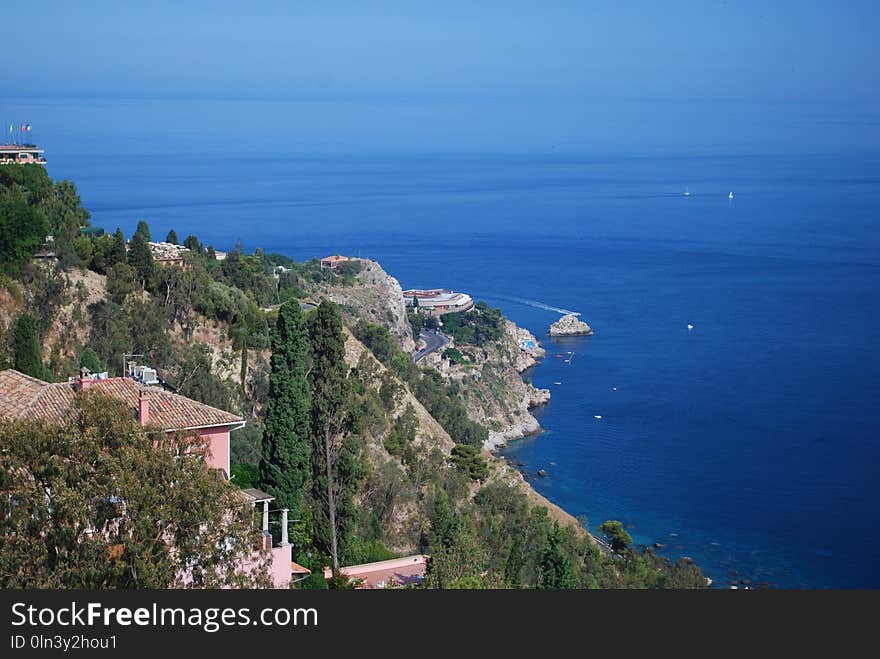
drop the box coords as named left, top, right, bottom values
left=10, top=1, right=879, bottom=103
left=4, top=2, right=878, bottom=155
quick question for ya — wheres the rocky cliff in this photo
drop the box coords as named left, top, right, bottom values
left=314, top=258, right=553, bottom=453
left=306, top=259, right=415, bottom=353
left=443, top=320, right=551, bottom=452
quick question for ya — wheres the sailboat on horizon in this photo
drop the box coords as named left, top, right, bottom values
left=683, top=186, right=691, bottom=197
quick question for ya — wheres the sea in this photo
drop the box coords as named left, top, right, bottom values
left=11, top=95, right=879, bottom=588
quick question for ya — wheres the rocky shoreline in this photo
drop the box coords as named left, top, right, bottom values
left=482, top=322, right=551, bottom=452
left=485, top=318, right=604, bottom=547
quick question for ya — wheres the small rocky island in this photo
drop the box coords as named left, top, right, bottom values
left=549, top=313, right=593, bottom=336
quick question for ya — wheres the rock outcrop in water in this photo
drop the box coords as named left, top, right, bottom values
left=549, top=313, right=593, bottom=336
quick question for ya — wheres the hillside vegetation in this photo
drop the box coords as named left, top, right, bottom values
left=0, top=166, right=707, bottom=588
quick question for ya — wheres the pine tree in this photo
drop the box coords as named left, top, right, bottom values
left=183, top=235, right=202, bottom=253
left=165, top=229, right=178, bottom=244
left=13, top=313, right=43, bottom=379
left=127, top=232, right=154, bottom=289
left=134, top=219, right=152, bottom=242
left=79, top=346, right=102, bottom=373
left=259, top=301, right=311, bottom=515
left=539, top=522, right=578, bottom=589
left=598, top=519, right=633, bottom=552
left=109, top=228, right=127, bottom=268
left=308, top=300, right=360, bottom=572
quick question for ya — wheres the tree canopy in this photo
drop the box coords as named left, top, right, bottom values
left=309, top=301, right=361, bottom=572
left=599, top=520, right=633, bottom=552
left=0, top=200, right=48, bottom=276
left=134, top=220, right=152, bottom=242
left=0, top=393, right=270, bottom=588
left=127, top=232, right=155, bottom=289
left=439, top=301, right=504, bottom=347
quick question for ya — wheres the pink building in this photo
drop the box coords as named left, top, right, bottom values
left=0, top=368, right=300, bottom=588
left=0, top=369, right=240, bottom=475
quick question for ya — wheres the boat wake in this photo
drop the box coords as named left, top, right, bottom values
left=474, top=293, right=580, bottom=317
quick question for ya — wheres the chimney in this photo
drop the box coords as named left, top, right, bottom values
left=137, top=390, right=150, bottom=426
left=260, top=531, right=273, bottom=551
left=78, top=367, right=92, bottom=392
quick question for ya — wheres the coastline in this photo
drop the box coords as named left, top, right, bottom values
left=478, top=317, right=598, bottom=545
left=481, top=321, right=550, bottom=452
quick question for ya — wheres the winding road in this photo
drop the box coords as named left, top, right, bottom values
left=413, top=329, right=450, bottom=362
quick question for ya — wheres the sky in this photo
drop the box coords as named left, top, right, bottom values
left=3, top=1, right=879, bottom=155
left=9, top=1, right=879, bottom=103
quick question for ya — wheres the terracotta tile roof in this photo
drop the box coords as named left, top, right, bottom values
left=0, top=370, right=243, bottom=430
left=0, top=370, right=47, bottom=419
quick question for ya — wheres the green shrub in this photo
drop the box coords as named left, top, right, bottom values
left=231, top=463, right=259, bottom=488
left=451, top=444, right=489, bottom=481
left=442, top=347, right=467, bottom=364
left=440, top=301, right=504, bottom=347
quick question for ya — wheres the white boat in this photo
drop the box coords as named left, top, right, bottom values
left=729, top=191, right=734, bottom=200
left=684, top=187, right=691, bottom=197
left=594, top=415, right=603, bottom=420
left=687, top=324, right=694, bottom=331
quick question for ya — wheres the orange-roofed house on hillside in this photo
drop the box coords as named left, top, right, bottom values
left=320, top=254, right=354, bottom=270
left=0, top=368, right=241, bottom=476
left=0, top=367, right=303, bottom=588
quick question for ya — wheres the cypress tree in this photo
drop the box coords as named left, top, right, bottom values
left=165, top=229, right=179, bottom=244
left=13, top=313, right=43, bottom=379
left=429, top=485, right=455, bottom=548
left=259, top=301, right=311, bottom=514
left=308, top=300, right=359, bottom=572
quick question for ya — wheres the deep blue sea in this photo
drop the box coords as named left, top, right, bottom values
left=13, top=96, right=879, bottom=588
